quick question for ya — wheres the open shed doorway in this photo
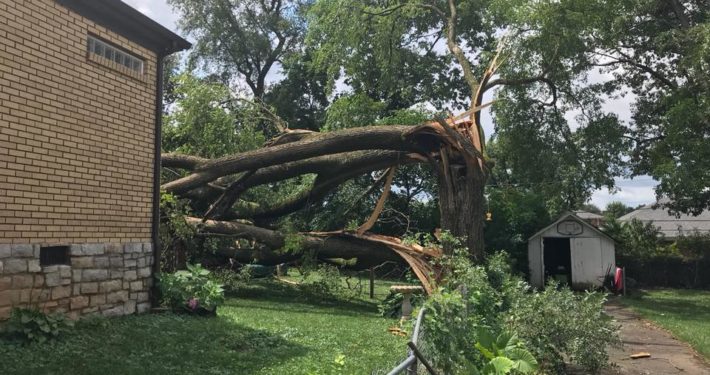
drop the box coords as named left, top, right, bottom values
left=543, top=237, right=571, bottom=285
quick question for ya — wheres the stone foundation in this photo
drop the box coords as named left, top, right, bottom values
left=0, top=243, right=153, bottom=320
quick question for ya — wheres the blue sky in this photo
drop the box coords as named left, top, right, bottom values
left=126, top=0, right=659, bottom=210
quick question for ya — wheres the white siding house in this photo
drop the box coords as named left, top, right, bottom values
left=528, top=213, right=616, bottom=289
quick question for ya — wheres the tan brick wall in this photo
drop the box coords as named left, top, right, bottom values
left=0, top=0, right=158, bottom=244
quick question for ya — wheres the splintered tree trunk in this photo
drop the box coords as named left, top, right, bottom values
left=437, top=160, right=486, bottom=260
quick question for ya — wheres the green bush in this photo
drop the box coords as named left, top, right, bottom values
left=159, top=263, right=225, bottom=314
left=1, top=308, right=74, bottom=344
left=419, top=234, right=619, bottom=374
left=473, top=328, right=538, bottom=375
left=506, top=283, right=619, bottom=373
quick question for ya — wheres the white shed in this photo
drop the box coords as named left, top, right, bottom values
left=528, top=213, right=615, bottom=289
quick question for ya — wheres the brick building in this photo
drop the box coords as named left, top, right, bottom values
left=0, top=0, right=190, bottom=319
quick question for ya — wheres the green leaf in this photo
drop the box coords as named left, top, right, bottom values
left=506, top=348, right=538, bottom=373
left=487, top=357, right=515, bottom=375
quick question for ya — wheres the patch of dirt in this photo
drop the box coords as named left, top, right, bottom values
left=599, top=301, right=710, bottom=375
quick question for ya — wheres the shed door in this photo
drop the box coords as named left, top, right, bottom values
left=570, top=237, right=602, bottom=287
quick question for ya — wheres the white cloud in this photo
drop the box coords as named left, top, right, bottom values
left=122, top=0, right=180, bottom=34
left=590, top=177, right=658, bottom=209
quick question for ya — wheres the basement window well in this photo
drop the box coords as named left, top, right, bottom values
left=39, top=246, right=70, bottom=266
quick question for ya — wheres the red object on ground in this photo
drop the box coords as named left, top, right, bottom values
left=614, top=267, right=623, bottom=293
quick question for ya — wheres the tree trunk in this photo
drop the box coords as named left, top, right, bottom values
left=188, top=218, right=401, bottom=268
left=436, top=157, right=486, bottom=260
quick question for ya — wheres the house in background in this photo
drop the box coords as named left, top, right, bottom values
left=573, top=210, right=605, bottom=228
left=528, top=213, right=616, bottom=289
left=619, top=199, right=710, bottom=240
left=0, top=0, right=190, bottom=319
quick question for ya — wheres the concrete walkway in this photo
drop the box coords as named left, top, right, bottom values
left=601, top=302, right=710, bottom=375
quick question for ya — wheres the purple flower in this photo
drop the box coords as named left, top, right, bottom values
left=187, top=297, right=199, bottom=310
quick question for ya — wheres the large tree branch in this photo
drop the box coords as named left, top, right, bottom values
left=230, top=152, right=421, bottom=220
left=445, top=0, right=478, bottom=97
left=484, top=75, right=558, bottom=106
left=168, top=150, right=420, bottom=202
left=161, top=125, right=434, bottom=194
left=594, top=51, right=677, bottom=89
left=188, top=217, right=401, bottom=267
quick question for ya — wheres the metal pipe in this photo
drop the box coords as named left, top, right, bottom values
left=150, top=51, right=166, bottom=307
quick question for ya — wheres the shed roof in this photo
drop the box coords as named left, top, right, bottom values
left=573, top=210, right=604, bottom=220
left=618, top=200, right=710, bottom=239
left=57, top=0, right=191, bottom=54
left=528, top=212, right=615, bottom=242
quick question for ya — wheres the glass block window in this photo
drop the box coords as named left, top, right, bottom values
left=87, top=35, right=144, bottom=74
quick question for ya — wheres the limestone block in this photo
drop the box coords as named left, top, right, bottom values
left=19, top=289, right=31, bottom=303
left=102, top=305, right=124, bottom=317
left=130, top=281, right=143, bottom=291
left=125, top=243, right=142, bottom=253
left=34, top=274, right=44, bottom=287
left=52, top=286, right=72, bottom=300
left=110, top=270, right=123, bottom=279
left=100, top=280, right=122, bottom=293
left=124, top=300, right=136, bottom=314
left=106, top=243, right=122, bottom=254
left=81, top=244, right=105, bottom=256
left=0, top=276, right=11, bottom=289
left=125, top=260, right=137, bottom=268
left=123, top=270, right=137, bottom=281
left=30, top=289, right=50, bottom=302
left=81, top=282, right=99, bottom=294
left=28, top=259, right=41, bottom=273
left=12, top=244, right=34, bottom=257
left=83, top=269, right=109, bottom=282
left=0, top=306, right=12, bottom=319
left=109, top=256, right=123, bottom=268
left=73, top=284, right=81, bottom=296
left=0, top=244, right=12, bottom=258
left=72, top=270, right=82, bottom=283
left=58, top=265, right=72, bottom=278
left=71, top=256, right=94, bottom=268
left=12, top=275, right=34, bottom=288
left=107, top=291, right=129, bottom=304
left=0, top=260, right=3, bottom=273
left=1, top=290, right=18, bottom=305
left=43, top=265, right=60, bottom=273
left=93, top=256, right=110, bottom=269
left=137, top=267, right=151, bottom=278
left=70, top=296, right=89, bottom=310
left=45, top=272, right=63, bottom=287
left=137, top=257, right=147, bottom=268
left=136, top=302, right=151, bottom=314
left=4, top=259, right=28, bottom=273
left=70, top=244, right=83, bottom=256
left=82, top=307, right=99, bottom=314
left=90, top=294, right=106, bottom=307
left=67, top=311, right=80, bottom=320
left=135, top=292, right=150, bottom=302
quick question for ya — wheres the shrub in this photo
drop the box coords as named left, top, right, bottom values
left=418, top=233, right=619, bottom=374
left=159, top=263, right=225, bottom=314
left=506, top=282, right=620, bottom=373
left=1, top=308, right=74, bottom=344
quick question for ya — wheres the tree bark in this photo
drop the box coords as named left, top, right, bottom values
left=188, top=218, right=401, bottom=267
left=436, top=159, right=486, bottom=260
left=162, top=125, right=434, bottom=194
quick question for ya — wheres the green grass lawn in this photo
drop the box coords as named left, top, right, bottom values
left=0, top=277, right=409, bottom=374
left=622, top=288, right=710, bottom=360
